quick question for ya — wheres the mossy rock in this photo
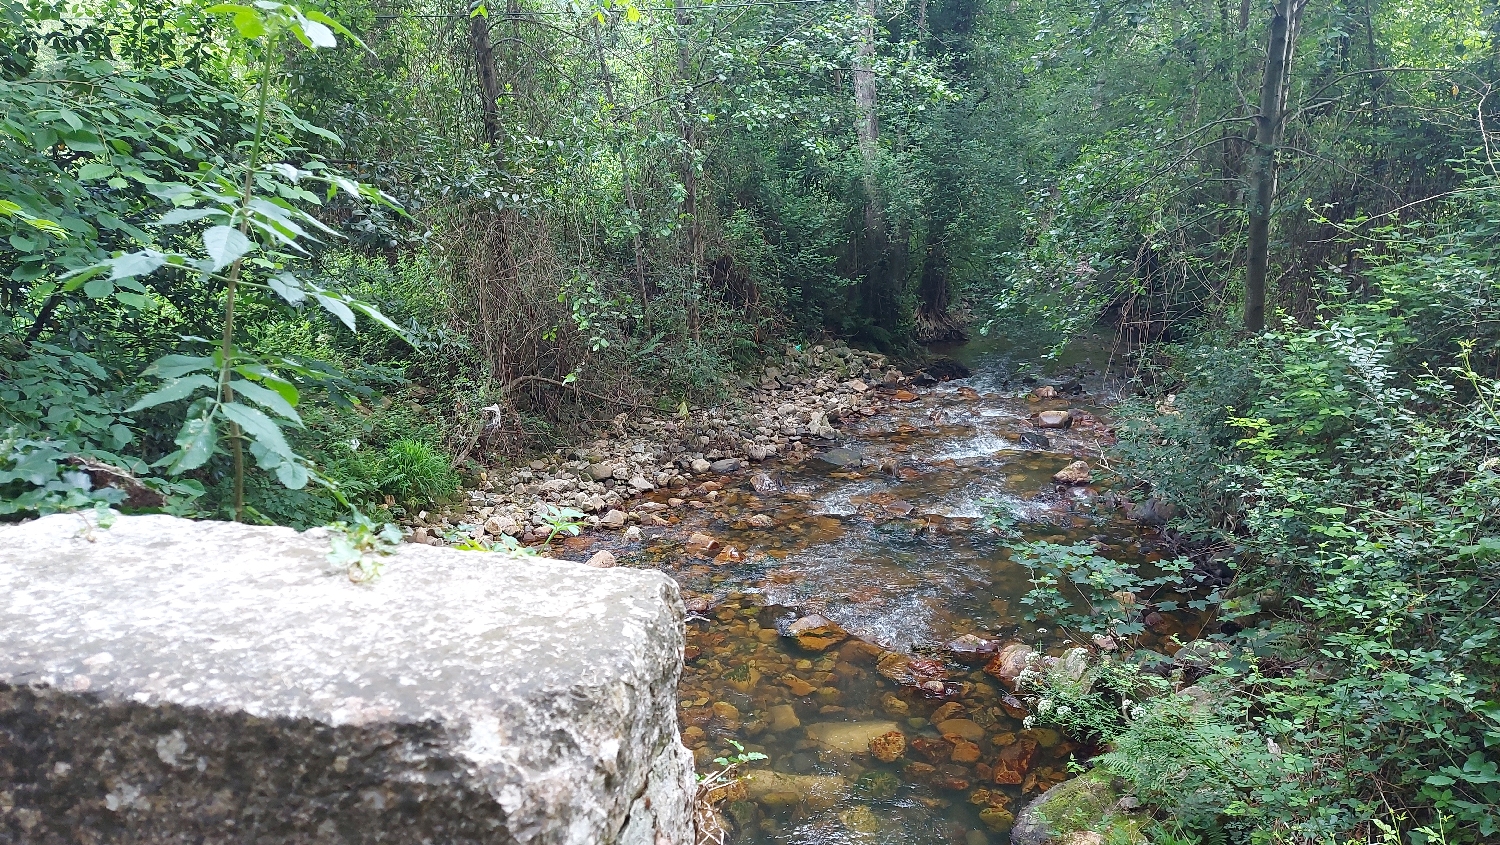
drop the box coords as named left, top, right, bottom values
left=1010, top=771, right=1143, bottom=845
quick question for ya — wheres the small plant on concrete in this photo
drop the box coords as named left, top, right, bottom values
left=539, top=505, right=586, bottom=548
left=327, top=510, right=402, bottom=582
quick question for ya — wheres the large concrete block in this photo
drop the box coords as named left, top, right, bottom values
left=0, top=513, right=694, bottom=844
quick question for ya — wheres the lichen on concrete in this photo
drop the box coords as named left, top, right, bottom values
left=0, top=512, right=694, bottom=844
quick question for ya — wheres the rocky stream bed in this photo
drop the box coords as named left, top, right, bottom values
left=405, top=335, right=1200, bottom=845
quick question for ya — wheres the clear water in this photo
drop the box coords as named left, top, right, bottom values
left=573, top=337, right=1169, bottom=844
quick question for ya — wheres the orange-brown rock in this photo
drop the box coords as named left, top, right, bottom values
left=950, top=738, right=981, bottom=764
left=982, top=641, right=1036, bottom=691
left=991, top=737, right=1038, bottom=785
left=686, top=532, right=720, bottom=555
left=931, top=701, right=965, bottom=724
left=909, top=737, right=951, bottom=764
left=868, top=730, right=907, bottom=762
left=1051, top=460, right=1092, bottom=485
left=999, top=694, right=1029, bottom=719
left=785, top=614, right=848, bottom=651
left=904, top=761, right=936, bottom=780
left=783, top=675, right=817, bottom=696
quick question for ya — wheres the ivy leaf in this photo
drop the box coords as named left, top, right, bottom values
left=127, top=374, right=217, bottom=411
left=203, top=225, right=252, bottom=271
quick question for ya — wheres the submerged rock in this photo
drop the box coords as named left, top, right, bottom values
left=784, top=614, right=848, bottom=651
left=810, top=447, right=863, bottom=471
left=741, top=769, right=848, bottom=810
left=0, top=512, right=695, bottom=845
left=868, top=729, right=907, bottom=762
left=806, top=720, right=903, bottom=754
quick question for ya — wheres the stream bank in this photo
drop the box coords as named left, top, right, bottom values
left=411, top=334, right=1186, bottom=844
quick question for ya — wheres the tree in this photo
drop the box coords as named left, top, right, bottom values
left=1244, top=0, right=1309, bottom=332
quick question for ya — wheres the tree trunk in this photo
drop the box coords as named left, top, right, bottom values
left=468, top=12, right=502, bottom=146
left=1244, top=0, right=1306, bottom=332
left=853, top=0, right=895, bottom=328
left=676, top=0, right=702, bottom=341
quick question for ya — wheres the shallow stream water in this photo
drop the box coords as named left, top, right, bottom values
left=574, top=334, right=1177, bottom=844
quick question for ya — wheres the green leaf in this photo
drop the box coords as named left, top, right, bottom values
left=157, top=208, right=222, bottom=226
left=162, top=411, right=218, bottom=473
left=275, top=460, right=309, bottom=489
left=220, top=401, right=295, bottom=460
left=78, top=162, right=114, bottom=181
left=84, top=277, right=114, bottom=299
left=268, top=271, right=306, bottom=305
left=110, top=250, right=166, bottom=280
left=231, top=379, right=302, bottom=424
left=127, top=374, right=218, bottom=411
left=145, top=354, right=216, bottom=379
left=208, top=4, right=266, bottom=38
left=203, top=225, right=252, bottom=271
left=314, top=291, right=357, bottom=331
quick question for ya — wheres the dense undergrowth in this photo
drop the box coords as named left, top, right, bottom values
left=1016, top=190, right=1500, bottom=844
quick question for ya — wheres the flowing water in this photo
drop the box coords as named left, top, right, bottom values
left=584, top=335, right=1175, bottom=844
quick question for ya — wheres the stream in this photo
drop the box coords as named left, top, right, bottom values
left=586, top=335, right=1174, bottom=844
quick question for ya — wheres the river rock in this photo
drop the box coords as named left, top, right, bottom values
left=768, top=703, right=801, bottom=732
left=484, top=514, right=520, bottom=536
left=1124, top=496, right=1178, bottom=525
left=868, top=729, right=906, bottom=762
left=806, top=720, right=902, bottom=754
left=936, top=718, right=986, bottom=742
left=1020, top=431, right=1051, bottom=449
left=741, top=770, right=847, bottom=810
left=1011, top=771, right=1136, bottom=845
left=810, top=447, right=863, bottom=471
left=1036, top=410, right=1073, bottom=429
left=983, top=641, right=1037, bottom=690
left=945, top=633, right=998, bottom=664
left=1052, top=461, right=1092, bottom=485
left=0, top=512, right=695, bottom=845
left=785, top=614, right=848, bottom=651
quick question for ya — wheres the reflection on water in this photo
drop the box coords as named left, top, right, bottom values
left=619, top=337, right=1159, bottom=844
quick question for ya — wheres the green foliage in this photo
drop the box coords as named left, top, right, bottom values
left=371, top=438, right=459, bottom=509
left=1107, top=191, right=1500, bottom=841
left=1011, top=540, right=1207, bottom=641
left=326, top=508, right=403, bottom=582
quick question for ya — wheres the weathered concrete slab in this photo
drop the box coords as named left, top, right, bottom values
left=0, top=512, right=694, bottom=844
